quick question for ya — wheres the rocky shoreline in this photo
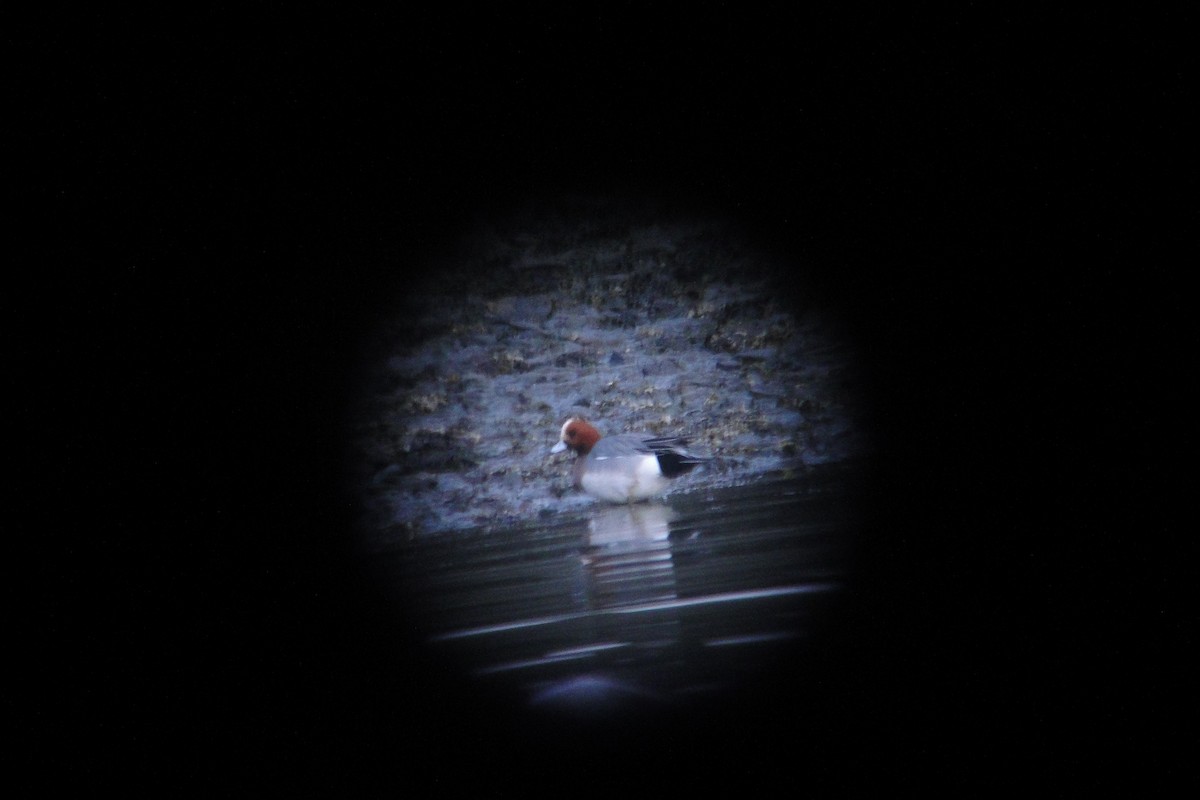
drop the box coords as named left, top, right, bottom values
left=348, top=196, right=869, bottom=542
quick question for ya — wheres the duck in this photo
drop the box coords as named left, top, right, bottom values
left=550, top=417, right=710, bottom=503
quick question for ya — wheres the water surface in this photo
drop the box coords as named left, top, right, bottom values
left=379, top=464, right=862, bottom=720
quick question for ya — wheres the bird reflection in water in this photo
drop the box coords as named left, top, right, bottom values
left=527, top=503, right=685, bottom=713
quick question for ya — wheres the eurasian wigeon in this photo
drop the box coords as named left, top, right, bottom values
left=550, top=417, right=710, bottom=503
